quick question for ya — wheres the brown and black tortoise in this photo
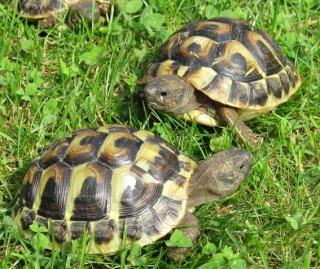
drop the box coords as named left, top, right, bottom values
left=11, top=0, right=111, bottom=27
left=143, top=18, right=301, bottom=148
left=13, top=124, right=252, bottom=260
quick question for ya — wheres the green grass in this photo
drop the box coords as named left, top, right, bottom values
left=0, top=0, right=319, bottom=268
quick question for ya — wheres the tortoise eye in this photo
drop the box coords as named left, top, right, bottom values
left=160, top=91, right=167, bottom=97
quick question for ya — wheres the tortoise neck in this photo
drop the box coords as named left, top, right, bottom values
left=187, top=159, right=222, bottom=207
left=170, top=82, right=201, bottom=114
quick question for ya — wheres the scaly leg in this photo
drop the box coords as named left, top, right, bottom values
left=167, top=211, right=200, bottom=261
left=217, top=106, right=262, bottom=149
left=38, top=16, right=59, bottom=28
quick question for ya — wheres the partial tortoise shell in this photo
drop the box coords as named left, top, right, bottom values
left=13, top=125, right=196, bottom=254
left=15, top=0, right=111, bottom=21
left=143, top=17, right=301, bottom=111
left=15, top=0, right=76, bottom=18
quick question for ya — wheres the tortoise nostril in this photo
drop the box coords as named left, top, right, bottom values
left=160, top=91, right=167, bottom=97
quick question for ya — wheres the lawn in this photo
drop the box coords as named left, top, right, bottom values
left=0, top=0, right=319, bottom=268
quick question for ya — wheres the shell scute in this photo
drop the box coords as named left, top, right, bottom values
left=133, top=144, right=180, bottom=183
left=20, top=207, right=36, bottom=230
left=202, top=74, right=233, bottom=104
left=177, top=35, right=217, bottom=66
left=98, top=124, right=137, bottom=134
left=279, top=72, right=290, bottom=95
left=119, top=179, right=163, bottom=218
left=156, top=60, right=179, bottom=76
left=256, top=29, right=287, bottom=65
left=242, top=31, right=284, bottom=76
left=153, top=196, right=183, bottom=226
left=119, top=217, right=143, bottom=240
left=158, top=32, right=190, bottom=62
left=70, top=221, right=90, bottom=240
left=185, top=66, right=217, bottom=91
left=193, top=21, right=232, bottom=42
left=64, top=129, right=106, bottom=166
left=20, top=162, right=42, bottom=208
left=98, top=132, right=143, bottom=168
left=249, top=81, right=269, bottom=106
left=285, top=66, right=296, bottom=88
left=35, top=215, right=48, bottom=228
left=94, top=219, right=116, bottom=244
left=266, top=76, right=282, bottom=98
left=51, top=220, right=68, bottom=243
left=68, top=161, right=112, bottom=221
left=39, top=138, right=70, bottom=169
left=37, top=162, right=71, bottom=220
left=228, top=81, right=249, bottom=106
left=212, top=40, right=264, bottom=82
left=141, top=209, right=164, bottom=236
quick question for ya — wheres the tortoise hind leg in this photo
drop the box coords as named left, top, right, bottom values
left=167, top=211, right=200, bottom=261
left=217, top=106, right=262, bottom=149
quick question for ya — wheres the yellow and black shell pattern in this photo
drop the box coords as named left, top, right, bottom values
left=143, top=17, right=301, bottom=112
left=13, top=125, right=196, bottom=254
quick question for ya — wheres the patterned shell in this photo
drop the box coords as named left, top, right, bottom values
left=16, top=0, right=110, bottom=19
left=15, top=0, right=75, bottom=18
left=13, top=125, right=196, bottom=254
left=143, top=18, right=301, bottom=110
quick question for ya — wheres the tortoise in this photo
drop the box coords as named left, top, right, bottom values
left=143, top=17, right=301, bottom=148
left=11, top=0, right=111, bottom=27
left=12, top=124, right=252, bottom=259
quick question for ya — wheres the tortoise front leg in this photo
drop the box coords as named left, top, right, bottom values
left=217, top=106, right=262, bottom=149
left=167, top=211, right=200, bottom=261
left=38, top=16, right=59, bottom=28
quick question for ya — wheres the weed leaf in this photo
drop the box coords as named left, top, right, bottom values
left=165, top=229, right=193, bottom=248
left=30, top=222, right=48, bottom=233
left=202, top=242, right=217, bottom=255
left=79, top=47, right=104, bottom=66
left=124, top=0, right=143, bottom=14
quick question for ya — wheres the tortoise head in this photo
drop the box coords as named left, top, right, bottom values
left=144, top=75, right=199, bottom=113
left=188, top=149, right=253, bottom=207
left=67, top=0, right=100, bottom=26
